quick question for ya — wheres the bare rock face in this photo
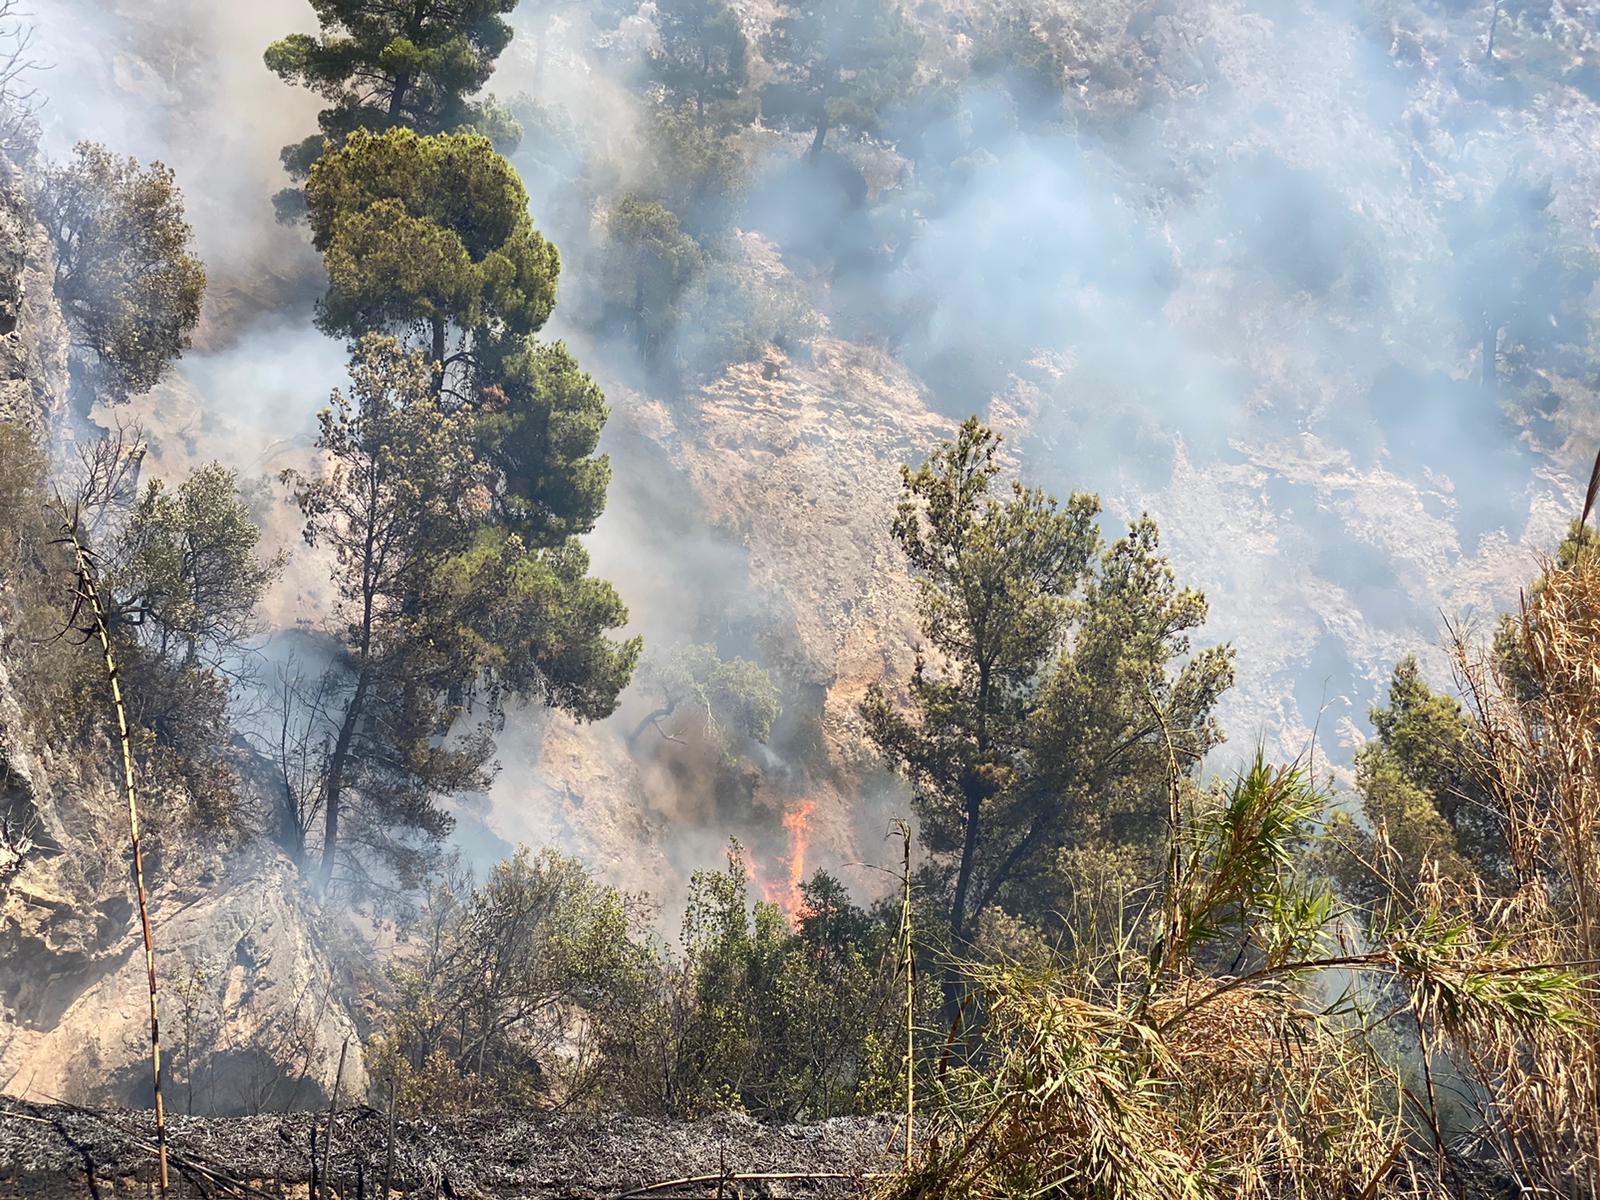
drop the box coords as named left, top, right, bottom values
left=0, top=588, right=364, bottom=1120
left=0, top=847, right=367, bottom=1115
left=0, top=159, right=70, bottom=436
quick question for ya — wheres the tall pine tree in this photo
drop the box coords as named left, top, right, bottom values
left=266, top=0, right=521, bottom=218
left=651, top=0, right=749, bottom=128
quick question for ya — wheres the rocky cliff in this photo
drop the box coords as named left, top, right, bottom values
left=0, top=158, right=366, bottom=1116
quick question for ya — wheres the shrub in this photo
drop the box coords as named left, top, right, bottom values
left=368, top=848, right=647, bottom=1113
left=677, top=256, right=823, bottom=378
left=37, top=143, right=206, bottom=399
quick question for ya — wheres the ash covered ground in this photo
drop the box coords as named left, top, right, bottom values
left=0, top=1097, right=906, bottom=1197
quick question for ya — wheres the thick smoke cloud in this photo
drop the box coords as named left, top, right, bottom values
left=20, top=0, right=1599, bottom=900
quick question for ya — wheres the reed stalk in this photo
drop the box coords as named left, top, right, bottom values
left=897, top=820, right=914, bottom=1168
left=61, top=517, right=167, bottom=1194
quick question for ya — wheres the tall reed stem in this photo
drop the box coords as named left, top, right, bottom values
left=64, top=520, right=167, bottom=1193
left=896, top=819, right=914, bottom=1167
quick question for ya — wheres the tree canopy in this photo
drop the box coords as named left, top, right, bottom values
left=472, top=339, right=611, bottom=549
left=266, top=0, right=522, bottom=215
left=627, top=642, right=781, bottom=750
left=651, top=0, right=750, bottom=128
left=863, top=419, right=1232, bottom=1023
left=370, top=846, right=643, bottom=1112
left=760, top=0, right=920, bottom=156
left=305, top=127, right=560, bottom=370
left=37, top=142, right=206, bottom=400
left=107, top=464, right=284, bottom=670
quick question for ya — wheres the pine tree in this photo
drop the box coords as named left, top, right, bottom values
left=651, top=0, right=749, bottom=128
left=601, top=195, right=704, bottom=364
left=863, top=419, right=1232, bottom=1028
left=281, top=335, right=495, bottom=890
left=266, top=0, right=521, bottom=217
left=760, top=0, right=920, bottom=157
left=304, top=128, right=560, bottom=381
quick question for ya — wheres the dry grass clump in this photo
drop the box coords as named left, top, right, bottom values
left=1445, top=547, right=1600, bottom=1196
left=878, top=756, right=1588, bottom=1200
left=884, top=961, right=1415, bottom=1200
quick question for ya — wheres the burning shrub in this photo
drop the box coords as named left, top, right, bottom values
left=598, top=843, right=928, bottom=1121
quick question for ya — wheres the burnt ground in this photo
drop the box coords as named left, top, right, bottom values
left=0, top=1097, right=1528, bottom=1199
left=0, top=1097, right=907, bottom=1198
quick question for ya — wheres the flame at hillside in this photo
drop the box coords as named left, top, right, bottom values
left=752, top=799, right=817, bottom=923
left=783, top=799, right=816, bottom=911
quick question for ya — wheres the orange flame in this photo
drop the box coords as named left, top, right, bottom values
left=779, top=799, right=816, bottom=922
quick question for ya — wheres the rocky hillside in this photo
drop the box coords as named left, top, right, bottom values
left=21, top=0, right=1600, bottom=908
left=0, top=158, right=365, bottom=1114
left=17, top=0, right=1600, bottom=951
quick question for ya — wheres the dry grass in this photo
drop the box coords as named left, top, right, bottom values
left=1444, top=549, right=1600, bottom=1197
left=876, top=755, right=1590, bottom=1200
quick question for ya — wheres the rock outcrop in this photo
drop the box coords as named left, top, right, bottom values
left=0, top=155, right=364, bottom=1115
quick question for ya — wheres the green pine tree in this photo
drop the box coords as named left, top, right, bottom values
left=266, top=0, right=521, bottom=218
left=760, top=0, right=920, bottom=157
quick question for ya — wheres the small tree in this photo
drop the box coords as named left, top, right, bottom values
left=864, top=419, right=1232, bottom=1027
left=1446, top=175, right=1597, bottom=398
left=650, top=0, right=749, bottom=128
left=626, top=642, right=780, bottom=751
left=0, top=0, right=43, bottom=159
left=636, top=106, right=747, bottom=238
left=37, top=142, right=207, bottom=399
left=369, top=847, right=645, bottom=1112
left=107, top=464, right=284, bottom=669
left=601, top=195, right=704, bottom=365
left=969, top=5, right=1071, bottom=120
left=760, top=0, right=920, bottom=157
left=304, top=128, right=560, bottom=382
left=265, top=0, right=521, bottom=216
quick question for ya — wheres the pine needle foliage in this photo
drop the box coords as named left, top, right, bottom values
left=879, top=757, right=1588, bottom=1200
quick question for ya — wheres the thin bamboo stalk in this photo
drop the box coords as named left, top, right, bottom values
left=320, top=1036, right=349, bottom=1200
left=63, top=520, right=167, bottom=1194
left=897, top=820, right=914, bottom=1168
left=381, top=1074, right=398, bottom=1199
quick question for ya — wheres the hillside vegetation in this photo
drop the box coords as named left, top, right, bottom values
left=4, top=0, right=1600, bottom=1197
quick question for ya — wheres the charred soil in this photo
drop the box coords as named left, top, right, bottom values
left=0, top=1097, right=906, bottom=1198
